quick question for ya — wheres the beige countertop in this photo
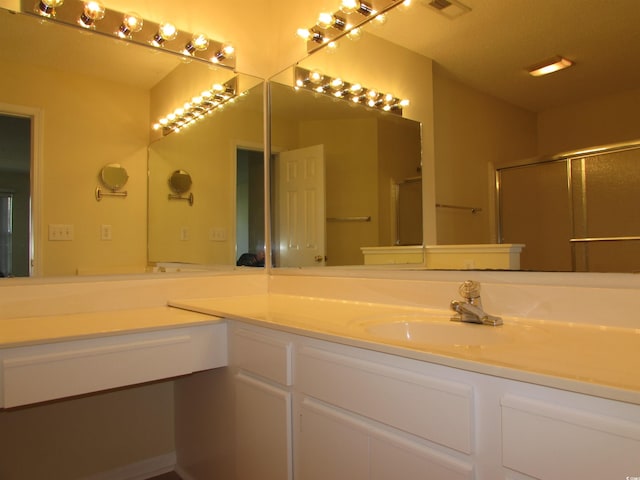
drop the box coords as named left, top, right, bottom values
left=168, top=294, right=640, bottom=405
left=0, top=307, right=223, bottom=348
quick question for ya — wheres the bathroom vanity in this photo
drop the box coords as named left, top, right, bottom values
left=170, top=291, right=640, bottom=480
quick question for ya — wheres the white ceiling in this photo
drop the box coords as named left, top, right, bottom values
left=373, top=0, right=640, bottom=112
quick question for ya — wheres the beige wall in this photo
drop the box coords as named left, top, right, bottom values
left=537, top=86, right=640, bottom=155
left=0, top=59, right=149, bottom=276
left=432, top=66, right=538, bottom=245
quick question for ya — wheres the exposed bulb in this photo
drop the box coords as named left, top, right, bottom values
left=317, top=12, right=334, bottom=29
left=151, top=22, right=178, bottom=47
left=297, top=28, right=311, bottom=40
left=308, top=70, right=323, bottom=85
left=117, top=12, right=143, bottom=38
left=372, top=13, right=387, bottom=25
left=346, top=27, right=362, bottom=41
left=35, top=0, right=64, bottom=17
left=211, top=43, right=235, bottom=63
left=78, top=1, right=105, bottom=28
left=184, top=33, right=209, bottom=56
left=340, top=0, right=360, bottom=14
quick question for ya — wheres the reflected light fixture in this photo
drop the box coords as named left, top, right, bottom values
left=151, top=22, right=178, bottom=47
left=34, top=0, right=64, bottom=17
left=527, top=55, right=574, bottom=77
left=116, top=12, right=143, bottom=39
left=294, top=67, right=409, bottom=115
left=152, top=77, right=240, bottom=136
left=77, top=0, right=104, bottom=28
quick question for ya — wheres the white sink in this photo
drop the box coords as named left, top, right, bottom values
left=362, top=314, right=525, bottom=346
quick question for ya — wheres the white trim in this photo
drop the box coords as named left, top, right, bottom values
left=81, top=452, right=176, bottom=480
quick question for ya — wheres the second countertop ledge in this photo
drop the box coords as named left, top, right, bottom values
left=168, top=294, right=640, bottom=406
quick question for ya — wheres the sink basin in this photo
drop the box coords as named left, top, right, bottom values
left=363, top=315, right=516, bottom=346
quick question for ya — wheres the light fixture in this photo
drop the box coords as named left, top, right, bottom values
left=22, top=0, right=236, bottom=69
left=294, top=67, right=409, bottom=115
left=152, top=77, right=240, bottom=135
left=34, top=0, right=64, bottom=17
left=297, top=0, right=408, bottom=53
left=151, top=22, right=178, bottom=47
left=527, top=55, right=574, bottom=77
left=116, top=12, right=143, bottom=39
left=183, top=33, right=210, bottom=56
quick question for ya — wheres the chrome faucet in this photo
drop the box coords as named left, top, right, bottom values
left=450, top=280, right=502, bottom=326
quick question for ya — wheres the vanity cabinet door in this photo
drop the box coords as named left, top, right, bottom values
left=297, top=398, right=369, bottom=480
left=235, top=372, right=291, bottom=480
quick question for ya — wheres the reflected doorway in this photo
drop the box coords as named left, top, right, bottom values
left=0, top=113, right=31, bottom=277
left=236, top=148, right=265, bottom=263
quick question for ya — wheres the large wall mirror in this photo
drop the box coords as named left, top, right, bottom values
left=269, top=0, right=640, bottom=272
left=0, top=7, right=263, bottom=277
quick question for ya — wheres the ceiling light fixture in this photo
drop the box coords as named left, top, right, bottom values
left=183, top=33, right=210, bottom=56
left=527, top=55, right=574, bottom=77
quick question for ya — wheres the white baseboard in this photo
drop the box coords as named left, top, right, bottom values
left=82, top=452, right=177, bottom=480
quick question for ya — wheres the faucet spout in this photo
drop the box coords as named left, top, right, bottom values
left=450, top=280, right=502, bottom=326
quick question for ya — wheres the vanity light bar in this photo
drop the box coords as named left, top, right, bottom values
left=294, top=67, right=409, bottom=115
left=297, top=0, right=409, bottom=53
left=153, top=76, right=239, bottom=136
left=21, top=0, right=236, bottom=69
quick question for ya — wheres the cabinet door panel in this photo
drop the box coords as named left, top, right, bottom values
left=236, top=373, right=292, bottom=480
left=371, top=435, right=474, bottom=480
left=298, top=399, right=369, bottom=480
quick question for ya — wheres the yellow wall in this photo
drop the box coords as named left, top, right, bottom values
left=0, top=58, right=149, bottom=276
left=432, top=66, right=539, bottom=245
left=537, top=86, right=640, bottom=155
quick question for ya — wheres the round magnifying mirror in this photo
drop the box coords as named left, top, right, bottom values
left=100, top=163, right=129, bottom=191
left=168, top=170, right=192, bottom=194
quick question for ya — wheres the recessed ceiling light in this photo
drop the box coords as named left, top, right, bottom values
left=527, top=55, right=574, bottom=77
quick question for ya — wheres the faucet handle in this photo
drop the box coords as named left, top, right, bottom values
left=458, top=280, right=481, bottom=302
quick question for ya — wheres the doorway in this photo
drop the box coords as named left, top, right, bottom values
left=236, top=148, right=265, bottom=263
left=0, top=114, right=31, bottom=277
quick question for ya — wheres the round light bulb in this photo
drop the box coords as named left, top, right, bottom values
left=317, top=12, right=334, bottom=29
left=346, top=27, right=362, bottom=41
left=78, top=1, right=105, bottom=28
left=340, top=0, right=360, bottom=14
left=36, top=0, right=64, bottom=17
left=297, top=28, right=311, bottom=40
left=159, top=23, right=178, bottom=41
left=117, top=12, right=143, bottom=38
left=309, top=70, right=323, bottom=85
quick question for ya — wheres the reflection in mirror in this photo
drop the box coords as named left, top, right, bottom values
left=270, top=79, right=422, bottom=267
left=271, top=0, right=640, bottom=272
left=148, top=75, right=264, bottom=268
left=0, top=7, right=263, bottom=276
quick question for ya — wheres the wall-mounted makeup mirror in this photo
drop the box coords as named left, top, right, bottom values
left=168, top=170, right=192, bottom=195
left=100, top=164, right=129, bottom=191
left=0, top=7, right=264, bottom=276
left=269, top=0, right=640, bottom=272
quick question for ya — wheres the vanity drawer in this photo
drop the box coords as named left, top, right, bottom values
left=296, top=345, right=474, bottom=454
left=1, top=323, right=227, bottom=408
left=501, top=394, right=640, bottom=479
left=230, top=326, right=293, bottom=386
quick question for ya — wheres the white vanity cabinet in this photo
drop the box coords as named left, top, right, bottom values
left=0, top=321, right=226, bottom=408
left=227, top=320, right=640, bottom=480
left=229, top=325, right=294, bottom=480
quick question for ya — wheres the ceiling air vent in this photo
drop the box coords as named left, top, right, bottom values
left=424, top=0, right=471, bottom=19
